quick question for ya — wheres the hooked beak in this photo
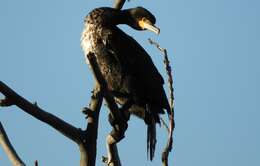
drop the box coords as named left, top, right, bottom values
left=138, top=18, right=160, bottom=35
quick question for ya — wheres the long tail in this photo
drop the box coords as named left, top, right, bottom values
left=147, top=117, right=156, bottom=161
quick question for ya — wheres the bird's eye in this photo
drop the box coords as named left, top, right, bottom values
left=137, top=17, right=160, bottom=34
left=138, top=18, right=147, bottom=29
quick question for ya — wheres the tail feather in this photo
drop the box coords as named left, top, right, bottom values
left=147, top=119, right=156, bottom=160
left=145, top=104, right=157, bottom=161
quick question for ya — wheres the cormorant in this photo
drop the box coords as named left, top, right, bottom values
left=81, top=7, right=171, bottom=160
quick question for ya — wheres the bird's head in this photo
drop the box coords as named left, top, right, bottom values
left=123, top=7, right=160, bottom=35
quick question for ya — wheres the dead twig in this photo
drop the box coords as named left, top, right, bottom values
left=148, top=38, right=175, bottom=166
left=0, top=122, right=25, bottom=166
left=160, top=117, right=170, bottom=133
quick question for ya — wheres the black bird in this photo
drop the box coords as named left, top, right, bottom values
left=81, top=7, right=171, bottom=160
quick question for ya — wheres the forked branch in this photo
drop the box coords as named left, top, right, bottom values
left=0, top=81, right=81, bottom=143
left=0, top=80, right=103, bottom=166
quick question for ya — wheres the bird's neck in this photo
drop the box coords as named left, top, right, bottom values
left=85, top=8, right=130, bottom=27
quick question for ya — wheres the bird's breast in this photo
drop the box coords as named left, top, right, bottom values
left=81, top=23, right=123, bottom=89
left=81, top=24, right=96, bottom=64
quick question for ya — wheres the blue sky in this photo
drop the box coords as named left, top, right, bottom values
left=0, top=0, right=259, bottom=165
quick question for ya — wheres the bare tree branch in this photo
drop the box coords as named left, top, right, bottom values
left=80, top=84, right=103, bottom=166
left=86, top=53, right=127, bottom=166
left=160, top=117, right=170, bottom=133
left=0, top=122, right=25, bottom=166
left=102, top=137, right=121, bottom=166
left=0, top=80, right=103, bottom=166
left=113, top=0, right=126, bottom=9
left=103, top=135, right=121, bottom=166
left=148, top=38, right=175, bottom=166
left=0, top=98, right=13, bottom=107
left=113, top=0, right=134, bottom=10
left=0, top=81, right=82, bottom=143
